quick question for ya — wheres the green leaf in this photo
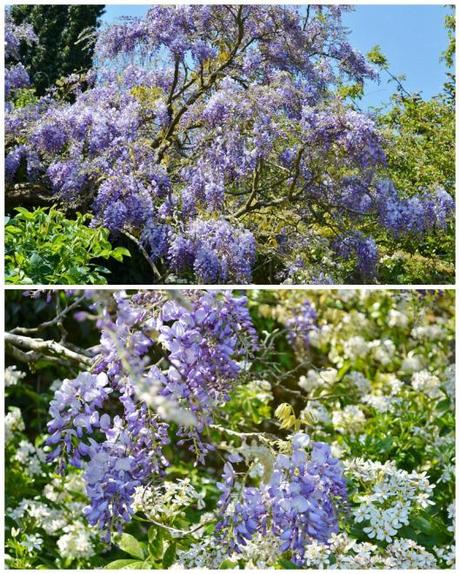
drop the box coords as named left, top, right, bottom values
left=105, top=559, right=145, bottom=569
left=113, top=246, right=131, bottom=258
left=367, top=45, right=388, bottom=66
left=411, top=515, right=438, bottom=536
left=149, top=526, right=164, bottom=559
left=162, top=542, right=176, bottom=568
left=276, top=558, right=298, bottom=569
left=436, top=398, right=452, bottom=412
left=148, top=525, right=157, bottom=544
left=219, top=559, right=238, bottom=569
left=118, top=533, right=145, bottom=560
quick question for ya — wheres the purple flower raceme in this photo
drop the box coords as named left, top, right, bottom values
left=168, top=219, right=257, bottom=284
left=334, top=231, right=379, bottom=279
left=216, top=433, right=347, bottom=566
left=5, top=11, right=36, bottom=99
left=5, top=11, right=37, bottom=60
left=376, top=180, right=455, bottom=237
left=286, top=299, right=318, bottom=350
left=5, top=63, right=30, bottom=98
left=46, top=290, right=259, bottom=535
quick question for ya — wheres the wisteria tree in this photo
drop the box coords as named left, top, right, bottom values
left=5, top=6, right=454, bottom=284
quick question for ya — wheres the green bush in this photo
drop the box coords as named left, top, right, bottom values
left=5, top=207, right=130, bottom=284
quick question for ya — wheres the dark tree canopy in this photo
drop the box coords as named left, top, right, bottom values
left=10, top=5, right=105, bottom=95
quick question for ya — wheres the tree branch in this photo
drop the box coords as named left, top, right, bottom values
left=5, top=332, right=93, bottom=367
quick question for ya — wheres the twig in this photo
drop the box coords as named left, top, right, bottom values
left=122, top=230, right=163, bottom=281
left=210, top=424, right=277, bottom=444
left=11, top=295, right=86, bottom=335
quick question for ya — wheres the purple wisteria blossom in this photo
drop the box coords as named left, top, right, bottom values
left=47, top=290, right=259, bottom=535
left=286, top=299, right=318, bottom=350
left=216, top=433, right=347, bottom=566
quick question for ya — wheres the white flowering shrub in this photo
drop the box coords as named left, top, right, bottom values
left=5, top=289, right=455, bottom=569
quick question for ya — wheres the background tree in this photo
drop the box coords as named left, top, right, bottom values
left=368, top=9, right=455, bottom=283
left=10, top=5, right=105, bottom=95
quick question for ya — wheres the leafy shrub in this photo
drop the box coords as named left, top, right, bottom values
left=5, top=207, right=130, bottom=284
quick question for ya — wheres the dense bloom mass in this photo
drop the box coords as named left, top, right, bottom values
left=46, top=290, right=259, bottom=536
left=216, top=433, right=347, bottom=566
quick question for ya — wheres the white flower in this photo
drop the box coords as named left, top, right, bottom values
left=411, top=370, right=442, bottom=398
left=344, top=336, right=369, bottom=360
left=5, top=365, right=26, bottom=387
left=387, top=375, right=404, bottom=395
left=132, top=478, right=205, bottom=520
left=434, top=544, right=455, bottom=568
left=13, top=440, right=46, bottom=476
left=363, top=394, right=395, bottom=413
left=447, top=501, right=455, bottom=533
left=332, top=405, right=365, bottom=434
left=370, top=338, right=395, bottom=365
left=400, top=353, right=424, bottom=373
left=303, top=540, right=331, bottom=568
left=301, top=401, right=331, bottom=425
left=5, top=406, right=25, bottom=441
left=22, top=533, right=43, bottom=552
left=247, top=379, right=273, bottom=402
left=298, top=368, right=337, bottom=393
left=442, top=364, right=455, bottom=400
left=309, top=324, right=332, bottom=347
left=411, top=324, right=443, bottom=340
left=383, top=538, right=437, bottom=568
left=345, top=458, right=435, bottom=544
left=346, top=371, right=371, bottom=395
left=388, top=309, right=409, bottom=328
left=57, top=523, right=95, bottom=560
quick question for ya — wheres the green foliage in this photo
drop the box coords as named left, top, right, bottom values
left=10, top=5, right=104, bottom=95
left=10, top=87, right=39, bottom=109
left=5, top=207, right=130, bottom=285
left=376, top=93, right=455, bottom=284
left=104, top=528, right=179, bottom=569
left=442, top=8, right=455, bottom=69
left=224, top=379, right=273, bottom=427
left=367, top=45, right=388, bottom=67
left=369, top=9, right=456, bottom=284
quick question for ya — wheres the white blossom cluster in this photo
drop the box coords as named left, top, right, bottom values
left=5, top=406, right=25, bottom=442
left=411, top=369, right=443, bottom=398
left=13, top=439, right=46, bottom=476
left=5, top=365, right=26, bottom=386
left=5, top=371, right=105, bottom=566
left=179, top=529, right=445, bottom=570
left=302, top=533, right=438, bottom=569
left=332, top=405, right=366, bottom=434
left=7, top=455, right=101, bottom=562
left=132, top=478, right=205, bottom=523
left=345, top=458, right=435, bottom=543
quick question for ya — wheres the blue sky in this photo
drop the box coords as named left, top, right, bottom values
left=102, top=4, right=452, bottom=109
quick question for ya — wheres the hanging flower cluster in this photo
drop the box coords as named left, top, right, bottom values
left=215, top=433, right=347, bottom=566
left=46, top=290, right=259, bottom=537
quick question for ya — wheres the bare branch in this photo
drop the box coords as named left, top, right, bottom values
left=5, top=333, right=93, bottom=367
left=11, top=295, right=87, bottom=335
